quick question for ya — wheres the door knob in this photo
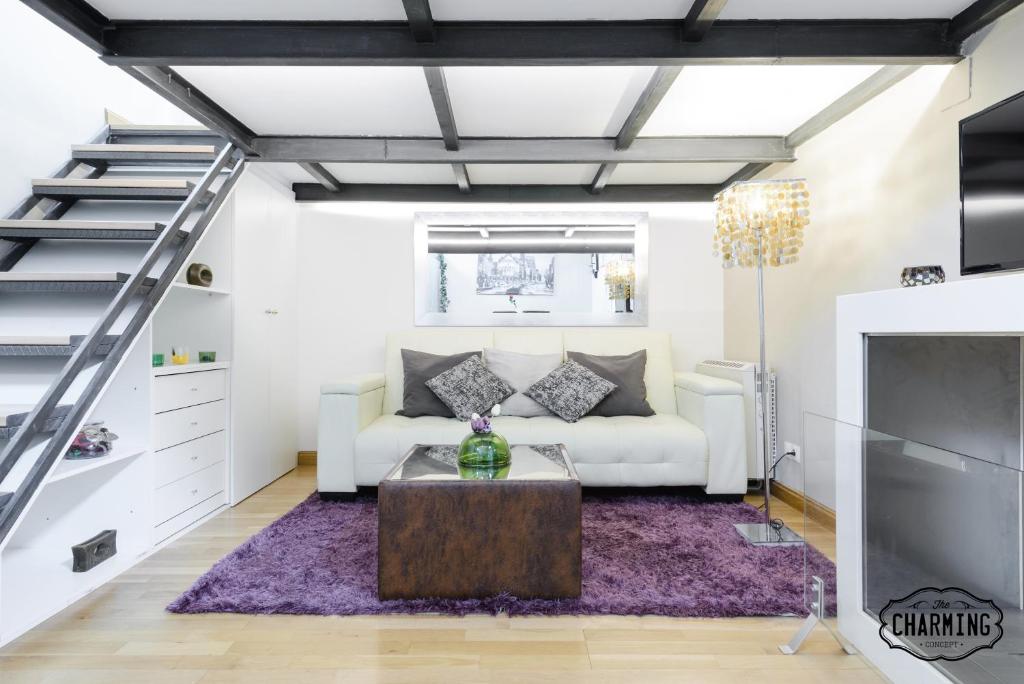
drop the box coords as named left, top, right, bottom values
left=265, top=309, right=279, bottom=315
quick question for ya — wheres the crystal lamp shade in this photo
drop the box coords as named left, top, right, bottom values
left=713, top=179, right=811, bottom=268
left=604, top=259, right=635, bottom=300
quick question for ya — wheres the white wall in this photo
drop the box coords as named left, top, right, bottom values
left=0, top=2, right=195, bottom=213
left=723, top=6, right=1024, bottom=508
left=296, top=202, right=723, bottom=448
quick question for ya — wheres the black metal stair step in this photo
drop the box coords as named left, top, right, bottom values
left=0, top=272, right=157, bottom=293
left=0, top=335, right=118, bottom=357
left=0, top=220, right=185, bottom=241
left=108, top=124, right=220, bottom=137
left=72, top=144, right=218, bottom=165
left=0, top=403, right=72, bottom=440
left=32, top=178, right=212, bottom=202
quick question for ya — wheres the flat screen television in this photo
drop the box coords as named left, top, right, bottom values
left=960, top=90, right=1024, bottom=275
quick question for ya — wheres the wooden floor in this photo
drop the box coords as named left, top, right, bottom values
left=0, top=465, right=884, bottom=683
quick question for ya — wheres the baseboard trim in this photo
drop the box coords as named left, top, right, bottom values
left=770, top=480, right=836, bottom=533
left=298, top=450, right=317, bottom=466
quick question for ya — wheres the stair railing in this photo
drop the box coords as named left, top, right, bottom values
left=0, top=143, right=245, bottom=542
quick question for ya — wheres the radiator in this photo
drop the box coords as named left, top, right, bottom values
left=695, top=360, right=777, bottom=481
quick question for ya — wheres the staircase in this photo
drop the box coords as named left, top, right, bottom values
left=0, top=124, right=245, bottom=544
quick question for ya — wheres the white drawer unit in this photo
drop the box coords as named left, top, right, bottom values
left=155, top=431, right=227, bottom=488
left=153, top=369, right=226, bottom=413
left=154, top=461, right=226, bottom=525
left=153, top=399, right=226, bottom=451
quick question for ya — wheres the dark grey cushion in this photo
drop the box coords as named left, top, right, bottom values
left=523, top=360, right=617, bottom=423
left=396, top=349, right=480, bottom=418
left=566, top=350, right=655, bottom=417
left=426, top=355, right=516, bottom=420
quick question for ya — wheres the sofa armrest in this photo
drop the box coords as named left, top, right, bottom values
left=317, top=373, right=385, bottom=495
left=321, top=373, right=386, bottom=396
left=675, top=372, right=747, bottom=495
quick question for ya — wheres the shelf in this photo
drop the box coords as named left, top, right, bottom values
left=152, top=361, right=230, bottom=376
left=171, top=282, right=230, bottom=296
left=47, top=446, right=146, bottom=484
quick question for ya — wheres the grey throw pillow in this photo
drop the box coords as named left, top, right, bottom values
left=566, top=349, right=655, bottom=417
left=524, top=360, right=617, bottom=423
left=483, top=348, right=562, bottom=417
left=396, top=349, right=480, bottom=418
left=426, top=355, right=516, bottom=420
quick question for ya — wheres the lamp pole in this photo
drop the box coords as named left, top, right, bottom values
left=756, top=228, right=772, bottom=534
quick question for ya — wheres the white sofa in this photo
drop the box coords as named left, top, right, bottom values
left=317, top=329, right=747, bottom=497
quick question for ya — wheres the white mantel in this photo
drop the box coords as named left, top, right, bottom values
left=835, top=273, right=1024, bottom=684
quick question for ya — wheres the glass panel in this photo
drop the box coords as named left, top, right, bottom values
left=804, top=412, right=1024, bottom=683
left=386, top=444, right=574, bottom=482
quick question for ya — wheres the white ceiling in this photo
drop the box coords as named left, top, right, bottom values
left=322, top=164, right=457, bottom=185
left=608, top=163, right=746, bottom=185
left=640, top=65, right=882, bottom=136
left=88, top=0, right=975, bottom=21
left=445, top=67, right=655, bottom=137
left=467, top=165, right=604, bottom=185
left=174, top=66, right=442, bottom=136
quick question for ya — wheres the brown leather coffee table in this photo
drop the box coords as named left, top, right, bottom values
left=377, top=443, right=581, bottom=600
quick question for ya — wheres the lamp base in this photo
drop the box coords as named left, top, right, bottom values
left=734, top=522, right=803, bottom=546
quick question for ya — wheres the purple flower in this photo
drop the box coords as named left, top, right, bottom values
left=470, top=416, right=492, bottom=433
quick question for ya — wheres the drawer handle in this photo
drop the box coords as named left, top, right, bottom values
left=190, top=421, right=199, bottom=427
left=190, top=387, right=199, bottom=392
left=190, top=488, right=199, bottom=495
left=190, top=455, right=199, bottom=461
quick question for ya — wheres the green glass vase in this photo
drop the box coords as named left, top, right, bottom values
left=457, top=430, right=511, bottom=469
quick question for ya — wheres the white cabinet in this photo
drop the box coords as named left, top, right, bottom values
left=151, top=366, right=228, bottom=540
left=229, top=169, right=298, bottom=503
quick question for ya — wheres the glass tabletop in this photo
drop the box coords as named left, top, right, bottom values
left=386, top=444, right=577, bottom=482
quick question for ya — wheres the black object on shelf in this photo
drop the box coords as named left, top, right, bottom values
left=72, top=529, right=117, bottom=572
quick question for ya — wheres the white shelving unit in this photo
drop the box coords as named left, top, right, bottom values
left=0, top=166, right=299, bottom=647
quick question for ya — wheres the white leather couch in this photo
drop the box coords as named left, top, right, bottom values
left=317, top=329, right=747, bottom=497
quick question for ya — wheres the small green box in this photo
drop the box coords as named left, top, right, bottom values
left=198, top=351, right=217, bottom=363
left=152, top=353, right=165, bottom=367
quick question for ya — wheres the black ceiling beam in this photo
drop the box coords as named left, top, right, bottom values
left=251, top=135, right=793, bottom=164
left=299, top=162, right=343, bottom=192
left=119, top=66, right=257, bottom=153
left=683, top=0, right=730, bottom=42
left=293, top=183, right=718, bottom=203
left=402, top=0, right=436, bottom=42
left=99, top=20, right=962, bottom=66
left=950, top=0, right=1024, bottom=42
left=589, top=164, right=618, bottom=194
left=19, top=0, right=109, bottom=53
left=423, top=67, right=460, bottom=151
left=452, top=163, right=472, bottom=194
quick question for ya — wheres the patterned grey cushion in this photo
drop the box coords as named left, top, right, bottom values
left=426, top=355, right=516, bottom=420
left=524, top=360, right=617, bottom=423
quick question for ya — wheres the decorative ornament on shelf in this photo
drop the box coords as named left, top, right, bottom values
left=171, top=345, right=189, bottom=365
left=900, top=265, right=945, bottom=287
left=457, top=404, right=511, bottom=474
left=604, top=259, right=635, bottom=301
left=198, top=351, right=217, bottom=363
left=65, top=421, right=119, bottom=460
left=186, top=262, right=214, bottom=287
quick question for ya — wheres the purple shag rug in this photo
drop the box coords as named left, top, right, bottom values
left=168, top=494, right=835, bottom=618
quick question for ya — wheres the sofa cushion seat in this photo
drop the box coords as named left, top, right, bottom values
left=353, top=413, right=709, bottom=487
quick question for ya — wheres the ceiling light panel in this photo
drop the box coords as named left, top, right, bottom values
left=87, top=0, right=407, bottom=20
left=640, top=65, right=882, bottom=137
left=172, top=66, right=442, bottom=136
left=445, top=67, right=656, bottom=137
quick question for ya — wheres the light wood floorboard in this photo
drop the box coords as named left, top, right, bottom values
left=0, top=465, right=881, bottom=682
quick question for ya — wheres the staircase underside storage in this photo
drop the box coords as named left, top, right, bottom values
left=0, top=122, right=245, bottom=645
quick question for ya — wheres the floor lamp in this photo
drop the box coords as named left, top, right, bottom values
left=713, top=178, right=809, bottom=546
